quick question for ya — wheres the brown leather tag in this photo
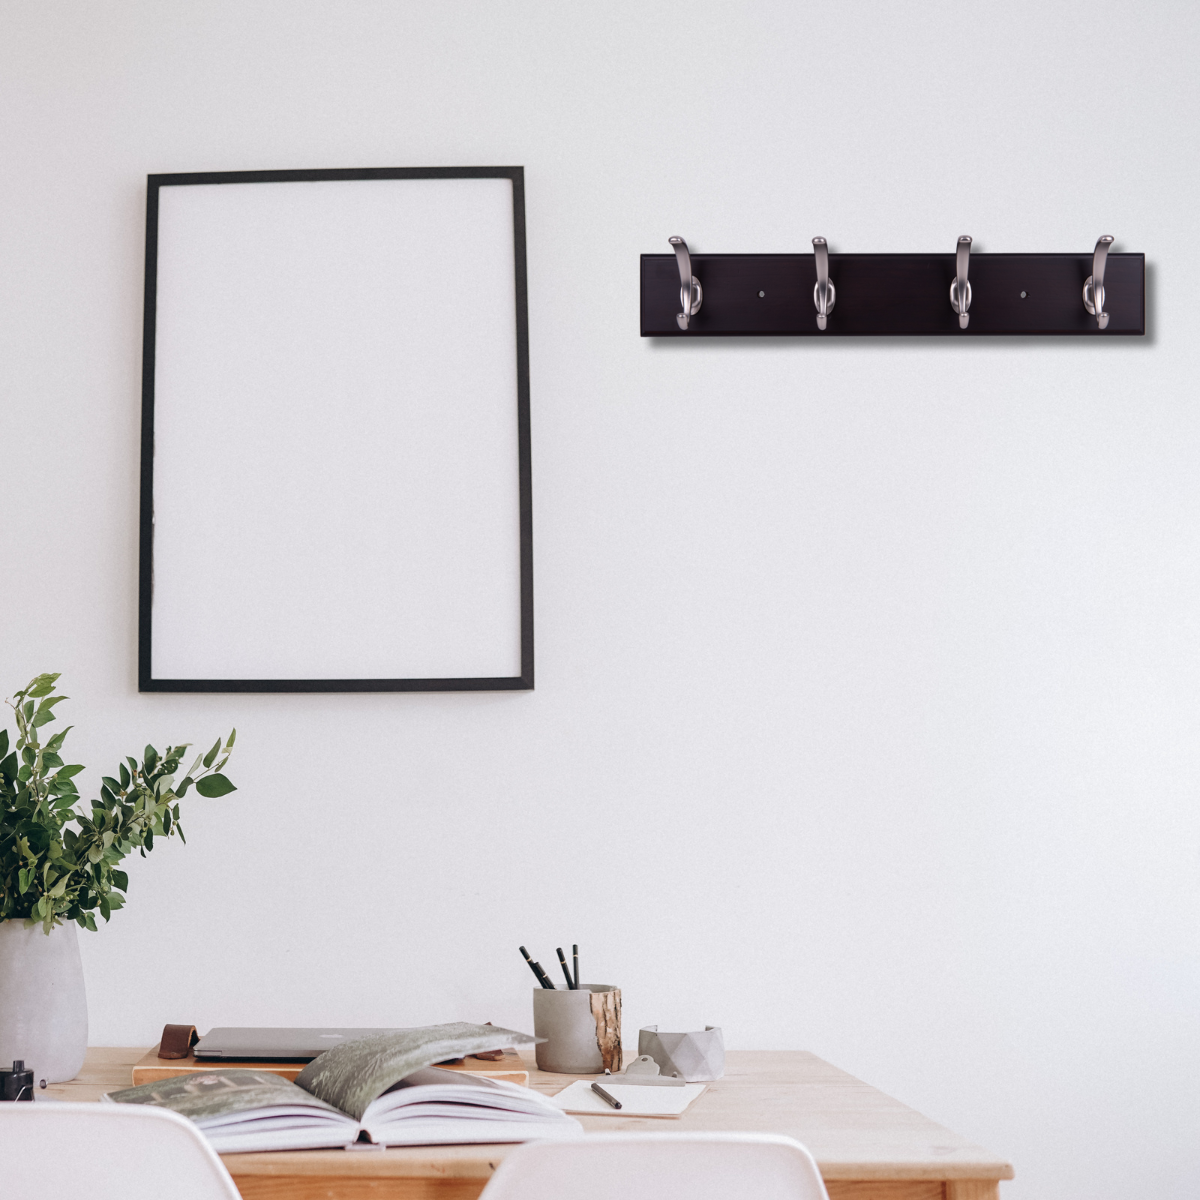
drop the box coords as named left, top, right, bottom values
left=469, top=1022, right=506, bottom=1060
left=158, top=1024, right=199, bottom=1059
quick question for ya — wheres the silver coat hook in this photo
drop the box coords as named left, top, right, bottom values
left=1083, top=235, right=1114, bottom=329
left=950, top=235, right=972, bottom=329
left=812, top=238, right=835, bottom=330
left=669, top=236, right=703, bottom=330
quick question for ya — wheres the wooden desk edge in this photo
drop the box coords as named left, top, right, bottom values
left=219, top=1150, right=1014, bottom=1183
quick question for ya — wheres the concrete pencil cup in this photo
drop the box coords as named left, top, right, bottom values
left=532, top=985, right=622, bottom=1074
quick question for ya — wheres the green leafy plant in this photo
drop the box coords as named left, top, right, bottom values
left=0, top=673, right=236, bottom=933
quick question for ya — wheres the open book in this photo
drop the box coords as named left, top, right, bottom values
left=105, top=1023, right=582, bottom=1153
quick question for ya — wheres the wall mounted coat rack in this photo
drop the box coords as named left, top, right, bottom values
left=641, top=236, right=1144, bottom=337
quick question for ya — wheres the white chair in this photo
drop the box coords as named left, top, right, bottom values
left=0, top=1101, right=241, bottom=1200
left=479, top=1132, right=831, bottom=1200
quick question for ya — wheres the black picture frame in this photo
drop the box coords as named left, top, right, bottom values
left=138, top=166, right=533, bottom=693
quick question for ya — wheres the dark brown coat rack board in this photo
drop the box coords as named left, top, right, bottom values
left=640, top=253, right=1145, bottom=336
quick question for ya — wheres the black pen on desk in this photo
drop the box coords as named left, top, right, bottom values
left=556, top=947, right=576, bottom=989
left=591, top=1081, right=622, bottom=1109
left=573, top=944, right=579, bottom=988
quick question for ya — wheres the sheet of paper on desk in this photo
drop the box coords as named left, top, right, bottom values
left=550, top=1080, right=707, bottom=1118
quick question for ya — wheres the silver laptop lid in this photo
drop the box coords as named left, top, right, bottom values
left=192, top=1027, right=399, bottom=1061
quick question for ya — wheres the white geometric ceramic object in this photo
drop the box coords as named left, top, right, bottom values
left=0, top=919, right=88, bottom=1083
left=638, top=1025, right=725, bottom=1082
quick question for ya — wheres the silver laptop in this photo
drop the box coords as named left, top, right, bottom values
left=192, top=1027, right=400, bottom=1062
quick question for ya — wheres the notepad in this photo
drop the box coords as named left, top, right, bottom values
left=550, top=1080, right=707, bottom=1118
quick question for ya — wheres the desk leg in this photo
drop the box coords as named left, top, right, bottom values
left=946, top=1183, right=1000, bottom=1200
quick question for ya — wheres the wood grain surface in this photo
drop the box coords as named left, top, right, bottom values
left=52, top=1048, right=1012, bottom=1200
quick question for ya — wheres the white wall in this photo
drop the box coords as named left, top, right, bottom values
left=2, top=2, right=1198, bottom=1196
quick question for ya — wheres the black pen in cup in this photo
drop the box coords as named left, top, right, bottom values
left=519, top=945, right=556, bottom=989
left=556, top=947, right=576, bottom=989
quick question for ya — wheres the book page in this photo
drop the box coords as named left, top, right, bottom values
left=107, top=1069, right=350, bottom=1124
left=365, top=1067, right=569, bottom=1121
left=295, top=1023, right=538, bottom=1122
left=363, top=1071, right=583, bottom=1147
left=363, top=1115, right=585, bottom=1147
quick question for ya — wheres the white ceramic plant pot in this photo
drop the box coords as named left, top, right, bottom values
left=0, top=919, right=88, bottom=1083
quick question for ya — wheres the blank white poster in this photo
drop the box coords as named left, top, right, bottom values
left=149, top=176, right=523, bottom=682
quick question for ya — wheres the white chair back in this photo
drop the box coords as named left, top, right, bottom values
left=0, top=1101, right=241, bottom=1200
left=480, top=1132, right=831, bottom=1200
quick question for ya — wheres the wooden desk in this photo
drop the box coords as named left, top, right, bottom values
left=54, top=1048, right=1013, bottom=1200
